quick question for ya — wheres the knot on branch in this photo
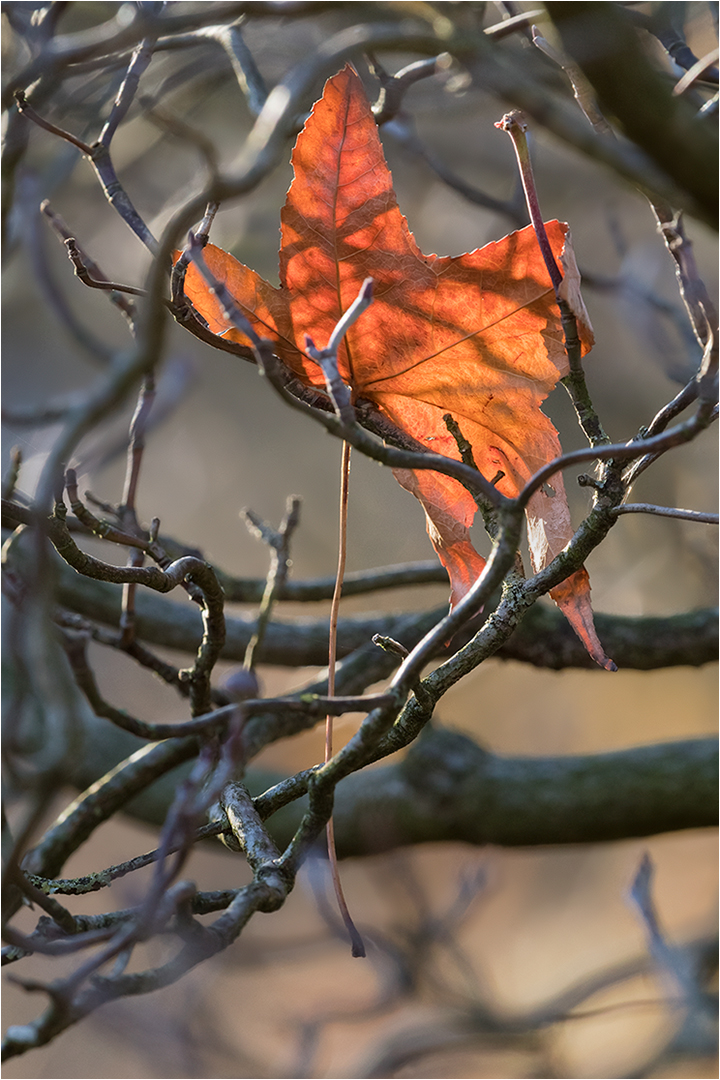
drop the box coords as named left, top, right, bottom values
left=255, top=863, right=290, bottom=911
left=402, top=727, right=491, bottom=805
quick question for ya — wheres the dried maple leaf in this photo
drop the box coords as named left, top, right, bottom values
left=179, top=65, right=614, bottom=670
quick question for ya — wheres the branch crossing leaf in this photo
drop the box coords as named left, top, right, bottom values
left=179, top=66, right=613, bottom=670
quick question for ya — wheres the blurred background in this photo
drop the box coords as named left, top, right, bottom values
left=2, top=2, right=718, bottom=1077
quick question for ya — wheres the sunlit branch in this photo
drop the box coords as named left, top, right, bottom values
left=611, top=504, right=718, bottom=524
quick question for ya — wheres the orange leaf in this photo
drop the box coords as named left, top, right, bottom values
left=179, top=65, right=614, bottom=670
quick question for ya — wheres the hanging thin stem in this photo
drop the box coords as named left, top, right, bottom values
left=326, top=440, right=365, bottom=958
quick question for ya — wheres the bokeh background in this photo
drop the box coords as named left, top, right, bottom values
left=2, top=3, right=717, bottom=1077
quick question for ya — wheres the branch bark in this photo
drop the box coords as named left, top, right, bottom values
left=53, top=565, right=719, bottom=670
left=66, top=714, right=719, bottom=853
left=330, top=727, right=718, bottom=853
left=4, top=527, right=715, bottom=670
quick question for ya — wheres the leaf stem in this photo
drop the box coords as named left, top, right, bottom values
left=325, top=441, right=365, bottom=958
left=497, top=108, right=609, bottom=448
left=496, top=110, right=562, bottom=289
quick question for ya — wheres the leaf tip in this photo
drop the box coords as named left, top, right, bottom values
left=550, top=567, right=616, bottom=671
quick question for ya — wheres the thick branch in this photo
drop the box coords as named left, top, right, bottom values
left=498, top=603, right=718, bottom=671
left=328, top=728, right=718, bottom=854
left=4, top=521, right=714, bottom=670
left=63, top=716, right=719, bottom=852
left=44, top=561, right=718, bottom=671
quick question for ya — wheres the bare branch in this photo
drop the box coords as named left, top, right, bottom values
left=611, top=503, right=718, bottom=525
left=241, top=496, right=301, bottom=671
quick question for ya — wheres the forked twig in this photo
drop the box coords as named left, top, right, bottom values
left=40, top=201, right=138, bottom=323
left=16, top=73, right=157, bottom=252
left=241, top=496, right=301, bottom=672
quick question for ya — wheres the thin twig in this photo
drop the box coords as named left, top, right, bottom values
left=644, top=378, right=699, bottom=437
left=242, top=496, right=301, bottom=671
left=369, top=54, right=446, bottom=124
left=53, top=609, right=200, bottom=701
left=98, top=37, right=156, bottom=147
left=6, top=866, right=79, bottom=935
left=18, top=97, right=157, bottom=252
left=22, top=186, right=115, bottom=362
left=304, top=278, right=373, bottom=425
left=305, top=281, right=372, bottom=957
left=63, top=238, right=146, bottom=297
left=517, top=406, right=717, bottom=510
left=14, top=90, right=93, bottom=153
left=484, top=9, right=545, bottom=40
left=611, top=504, right=718, bottom=524
left=532, top=24, right=613, bottom=135
left=650, top=203, right=718, bottom=350
left=24, top=822, right=225, bottom=899
left=2, top=923, right=120, bottom=960
left=118, top=374, right=157, bottom=645
left=41, top=201, right=137, bottom=322
left=215, top=21, right=268, bottom=116
left=623, top=372, right=714, bottom=493
left=49, top=496, right=226, bottom=717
